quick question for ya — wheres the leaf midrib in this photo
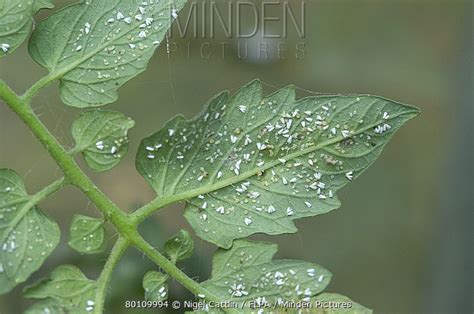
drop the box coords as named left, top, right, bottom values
left=213, top=246, right=275, bottom=278
left=44, top=1, right=168, bottom=86
left=153, top=112, right=412, bottom=210
left=206, top=260, right=330, bottom=300
left=75, top=116, right=132, bottom=152
left=70, top=219, right=104, bottom=248
left=0, top=197, right=33, bottom=245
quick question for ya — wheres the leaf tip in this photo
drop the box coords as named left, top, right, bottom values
left=399, top=103, right=421, bottom=122
left=244, top=78, right=263, bottom=91
left=410, top=105, right=422, bottom=116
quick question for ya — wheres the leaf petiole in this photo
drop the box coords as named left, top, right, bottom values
left=94, top=237, right=129, bottom=314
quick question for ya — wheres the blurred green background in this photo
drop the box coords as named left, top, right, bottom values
left=0, top=0, right=472, bottom=313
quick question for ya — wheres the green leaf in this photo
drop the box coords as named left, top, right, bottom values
left=71, top=110, right=135, bottom=172
left=202, top=240, right=331, bottom=305
left=28, top=0, right=188, bottom=108
left=0, top=0, right=53, bottom=57
left=136, top=80, right=420, bottom=248
left=0, top=169, right=60, bottom=294
left=311, top=293, right=372, bottom=314
left=24, top=265, right=98, bottom=313
left=164, top=229, right=194, bottom=262
left=143, top=270, right=168, bottom=302
left=68, top=214, right=106, bottom=254
left=24, top=299, right=67, bottom=314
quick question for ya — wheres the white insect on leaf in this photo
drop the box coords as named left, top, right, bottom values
left=136, top=80, right=420, bottom=248
left=143, top=271, right=169, bottom=302
left=0, top=43, right=10, bottom=53
left=202, top=240, right=332, bottom=306
left=0, top=1, right=53, bottom=57
left=23, top=265, right=98, bottom=312
left=0, top=170, right=60, bottom=294
left=72, top=110, right=135, bottom=172
left=68, top=215, right=106, bottom=254
left=28, top=0, right=188, bottom=107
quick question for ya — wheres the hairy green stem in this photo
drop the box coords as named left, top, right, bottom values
left=0, top=79, right=134, bottom=233
left=94, top=237, right=129, bottom=314
left=0, top=79, right=218, bottom=308
left=128, top=233, right=220, bottom=302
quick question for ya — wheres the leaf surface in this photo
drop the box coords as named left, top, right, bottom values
left=136, top=80, right=420, bottom=248
left=71, top=110, right=134, bottom=171
left=0, top=169, right=59, bottom=294
left=164, top=229, right=194, bottom=262
left=68, top=214, right=105, bottom=254
left=24, top=265, right=98, bottom=313
left=202, top=240, right=331, bottom=305
left=0, top=0, right=53, bottom=57
left=143, top=270, right=168, bottom=301
left=25, top=298, right=67, bottom=314
left=29, top=0, right=187, bottom=107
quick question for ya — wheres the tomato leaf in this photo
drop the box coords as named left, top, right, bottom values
left=0, top=0, right=53, bottom=57
left=136, top=80, right=420, bottom=248
left=24, top=265, right=98, bottom=313
left=0, top=169, right=59, bottom=294
left=164, top=229, right=194, bottom=262
left=29, top=0, right=187, bottom=107
left=68, top=214, right=106, bottom=254
left=143, top=270, right=168, bottom=302
left=202, top=240, right=331, bottom=305
left=71, top=110, right=134, bottom=172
